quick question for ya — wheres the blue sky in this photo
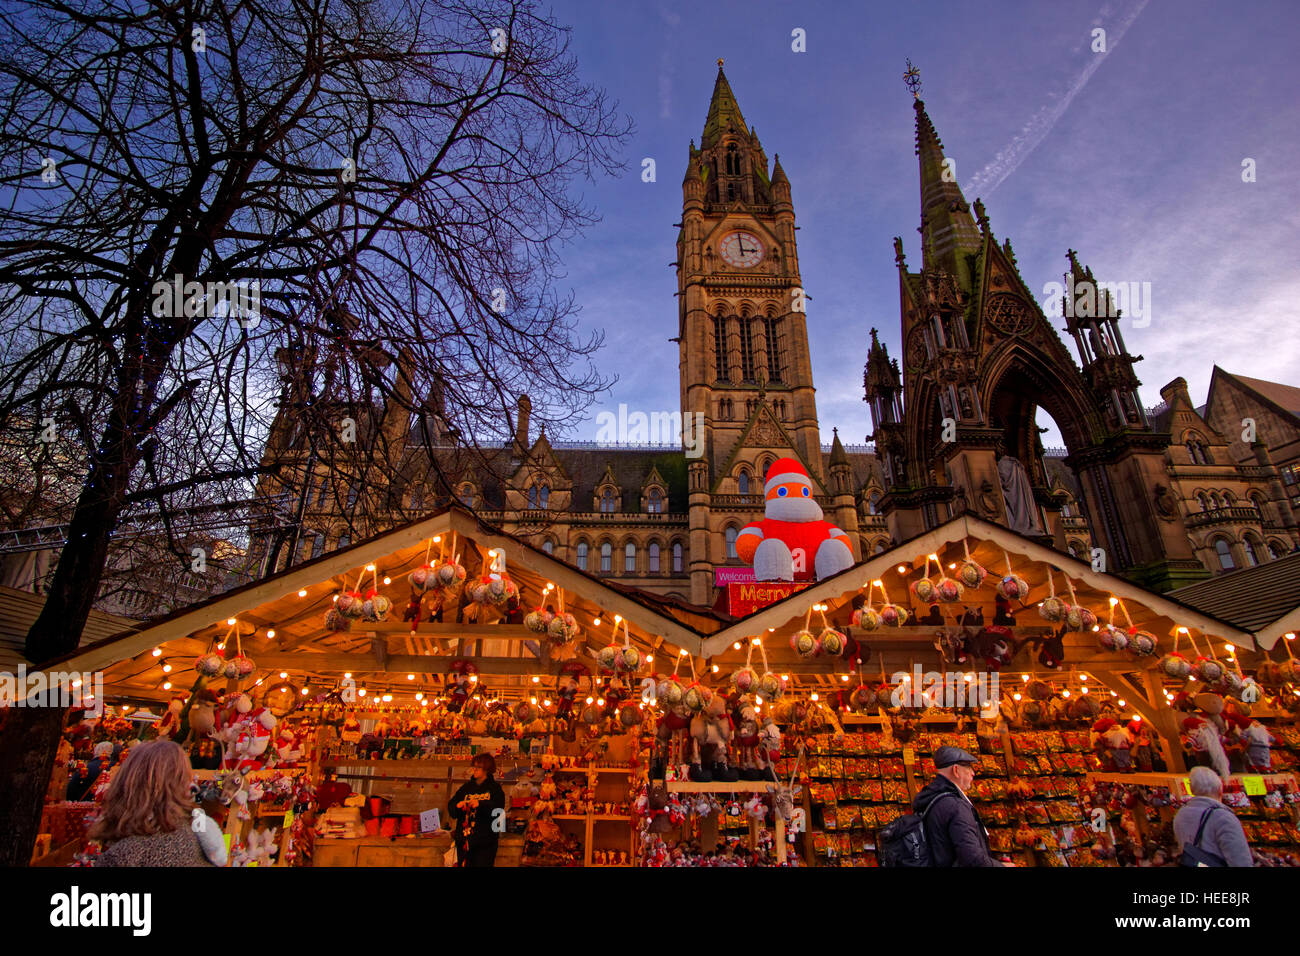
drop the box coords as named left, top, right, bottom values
left=542, top=0, right=1300, bottom=448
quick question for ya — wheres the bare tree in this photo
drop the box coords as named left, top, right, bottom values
left=0, top=0, right=628, bottom=864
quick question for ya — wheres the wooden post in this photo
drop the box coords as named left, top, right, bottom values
left=1141, top=668, right=1185, bottom=772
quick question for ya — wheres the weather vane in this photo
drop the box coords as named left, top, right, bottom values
left=717, top=57, right=724, bottom=68
left=903, top=59, right=922, bottom=99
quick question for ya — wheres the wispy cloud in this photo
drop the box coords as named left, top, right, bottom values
left=657, top=5, right=680, bottom=119
left=965, top=0, right=1150, bottom=198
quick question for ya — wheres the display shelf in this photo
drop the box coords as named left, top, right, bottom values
left=666, top=781, right=777, bottom=793
left=1087, top=771, right=1298, bottom=789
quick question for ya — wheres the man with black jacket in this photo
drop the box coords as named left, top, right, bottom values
left=448, top=753, right=507, bottom=867
left=912, top=746, right=1013, bottom=867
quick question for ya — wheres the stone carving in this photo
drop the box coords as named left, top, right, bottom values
left=997, top=454, right=1046, bottom=535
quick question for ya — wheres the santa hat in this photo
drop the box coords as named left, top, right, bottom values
left=1126, top=720, right=1145, bottom=735
left=1181, top=715, right=1205, bottom=732
left=1092, top=717, right=1117, bottom=733
left=1223, top=712, right=1251, bottom=730
left=763, top=457, right=813, bottom=498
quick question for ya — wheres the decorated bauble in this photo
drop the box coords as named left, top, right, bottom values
left=683, top=683, right=713, bottom=713
left=222, top=660, right=241, bottom=680
left=1026, top=679, right=1052, bottom=702
left=1236, top=676, right=1262, bottom=703
left=231, top=655, right=256, bottom=677
left=657, top=677, right=685, bottom=707
left=547, top=613, right=579, bottom=644
left=618, top=706, right=641, bottom=729
left=409, top=565, right=435, bottom=591
left=337, top=591, right=366, bottom=619
left=732, top=666, right=758, bottom=694
left=513, top=700, right=537, bottom=723
left=878, top=604, right=909, bottom=628
left=434, top=560, right=466, bottom=590
left=1064, top=605, right=1097, bottom=632
left=934, top=577, right=965, bottom=604
left=852, top=606, right=881, bottom=631
left=195, top=654, right=224, bottom=677
left=876, top=683, right=902, bottom=714
left=850, top=684, right=877, bottom=712
left=323, top=608, right=350, bottom=633
left=1254, top=661, right=1285, bottom=688
left=618, top=646, right=642, bottom=673
left=1279, top=659, right=1300, bottom=685
left=1195, top=657, right=1226, bottom=684
left=790, top=629, right=818, bottom=658
left=1067, top=694, right=1100, bottom=720
left=757, top=672, right=783, bottom=701
left=1097, top=626, right=1129, bottom=652
left=1038, top=596, right=1068, bottom=623
left=998, top=575, right=1029, bottom=601
left=818, top=628, right=846, bottom=657
left=957, top=560, right=988, bottom=590
left=1021, top=699, right=1048, bottom=724
left=596, top=644, right=619, bottom=673
left=1125, top=630, right=1157, bottom=657
left=524, top=609, right=553, bottom=634
left=910, top=577, right=937, bottom=604
left=1158, top=652, right=1192, bottom=680
left=1217, top=670, right=1244, bottom=696
left=363, top=594, right=392, bottom=621
left=580, top=704, right=602, bottom=725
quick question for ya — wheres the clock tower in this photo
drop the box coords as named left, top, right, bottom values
left=678, top=62, right=830, bottom=603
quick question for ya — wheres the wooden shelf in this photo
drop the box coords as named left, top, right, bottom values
left=666, top=781, right=776, bottom=793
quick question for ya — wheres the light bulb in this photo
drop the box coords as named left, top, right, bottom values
left=1080, top=674, right=1087, bottom=681
left=280, top=671, right=288, bottom=679
left=531, top=676, right=540, bottom=683
left=1062, top=689, right=1071, bottom=697
left=407, top=674, right=415, bottom=680
left=227, top=617, right=237, bottom=626
left=383, top=694, right=392, bottom=702
left=1021, top=674, right=1029, bottom=682
left=753, top=639, right=762, bottom=647
left=872, top=579, right=883, bottom=587
left=266, top=629, right=275, bottom=639
left=1013, top=693, right=1022, bottom=701
left=1225, top=643, right=1234, bottom=653
left=1117, top=699, right=1126, bottom=707
left=1108, top=597, right=1119, bottom=606
left=162, top=663, right=172, bottom=673
left=1080, top=686, right=1089, bottom=694
left=597, top=698, right=605, bottom=706
left=151, top=647, right=162, bottom=657
left=301, top=687, right=310, bottom=695
left=365, top=564, right=375, bottom=572
left=646, top=655, right=654, bottom=663
left=733, top=642, right=742, bottom=650
left=298, top=589, right=307, bottom=598
left=810, top=693, right=819, bottom=702
left=594, top=618, right=601, bottom=626
left=162, top=682, right=172, bottom=690
left=344, top=672, right=352, bottom=679
left=841, top=675, right=849, bottom=682
left=711, top=665, right=719, bottom=673
left=383, top=577, right=391, bottom=585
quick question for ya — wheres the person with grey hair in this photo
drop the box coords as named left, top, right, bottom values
left=1172, top=766, right=1253, bottom=867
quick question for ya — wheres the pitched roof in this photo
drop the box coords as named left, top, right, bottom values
left=0, top=586, right=136, bottom=671
left=701, top=65, right=749, bottom=149
left=1211, top=368, right=1300, bottom=426
left=1168, top=552, right=1300, bottom=641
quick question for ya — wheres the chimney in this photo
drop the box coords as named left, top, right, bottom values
left=514, top=394, right=532, bottom=453
left=1159, top=377, right=1190, bottom=406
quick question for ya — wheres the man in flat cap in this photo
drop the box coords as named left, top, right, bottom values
left=912, top=746, right=1012, bottom=867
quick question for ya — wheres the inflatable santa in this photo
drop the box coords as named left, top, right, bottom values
left=735, top=457, right=854, bottom=582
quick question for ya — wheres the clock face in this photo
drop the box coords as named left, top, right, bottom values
left=718, top=230, right=764, bottom=268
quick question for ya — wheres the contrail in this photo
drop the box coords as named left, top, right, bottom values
left=965, top=0, right=1150, bottom=197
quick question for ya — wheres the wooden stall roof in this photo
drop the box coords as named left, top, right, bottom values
left=0, top=586, right=136, bottom=672
left=1168, top=552, right=1300, bottom=651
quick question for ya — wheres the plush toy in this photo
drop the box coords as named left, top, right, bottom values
left=228, top=705, right=278, bottom=772
left=1127, top=720, right=1155, bottom=772
left=1230, top=713, right=1275, bottom=772
left=735, top=457, right=854, bottom=582
left=157, top=695, right=186, bottom=741
left=1181, top=715, right=1230, bottom=779
left=274, top=726, right=302, bottom=766
left=1092, top=717, right=1132, bottom=771
left=965, top=626, right=1016, bottom=671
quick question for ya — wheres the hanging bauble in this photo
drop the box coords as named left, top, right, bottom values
left=513, top=700, right=537, bottom=723
left=1038, top=596, right=1068, bottom=623
left=879, top=604, right=909, bottom=627
left=619, top=706, right=641, bottom=730
left=195, top=654, right=224, bottom=677
left=337, top=591, right=366, bottom=619
left=998, top=575, right=1029, bottom=601
left=547, top=613, right=579, bottom=644
left=790, top=629, right=818, bottom=658
left=362, top=592, right=391, bottom=622
left=618, top=646, right=642, bottom=673
left=231, top=655, right=256, bottom=677
left=683, top=683, right=713, bottom=713
left=409, top=565, right=436, bottom=592
left=1021, top=699, right=1048, bottom=725
left=1126, top=630, right=1158, bottom=657
left=852, top=606, right=881, bottom=631
left=1097, top=626, right=1129, bottom=652
left=323, top=608, right=351, bottom=633
left=849, top=684, right=877, bottom=712
left=1279, top=659, right=1300, bottom=684
left=596, top=644, right=619, bottom=673
left=524, top=609, right=553, bottom=634
left=1194, top=657, right=1226, bottom=684
left=222, top=659, right=241, bottom=680
left=1026, top=679, right=1052, bottom=701
left=934, top=576, right=965, bottom=604
left=1216, top=670, right=1244, bottom=696
left=957, top=560, right=988, bottom=590
left=580, top=703, right=603, bottom=725
left=1067, top=694, right=1099, bottom=720
left=818, top=628, right=846, bottom=657
left=657, top=677, right=685, bottom=707
left=1158, top=652, right=1192, bottom=680
left=910, top=578, right=936, bottom=604
left=732, top=666, right=758, bottom=694
left=434, top=560, right=467, bottom=591
left=1064, top=605, right=1097, bottom=632
left=757, top=672, right=783, bottom=701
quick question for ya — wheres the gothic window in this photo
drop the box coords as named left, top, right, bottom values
left=740, top=318, right=755, bottom=381
left=1214, top=538, right=1235, bottom=572
left=1223, top=491, right=1236, bottom=506
left=576, top=541, right=589, bottom=571
left=1068, top=541, right=1083, bottom=558
left=737, top=469, right=750, bottom=494
left=539, top=486, right=549, bottom=509
left=872, top=541, right=885, bottom=555
left=316, top=478, right=331, bottom=508
left=625, top=542, right=637, bottom=573
left=727, top=183, right=737, bottom=202
left=725, top=143, right=740, bottom=175
left=649, top=542, right=661, bottom=573
left=868, top=491, right=880, bottom=515
left=542, top=539, right=554, bottom=555
left=1268, top=539, right=1287, bottom=560
left=527, top=485, right=537, bottom=508
left=1211, top=493, right=1225, bottom=511
left=713, top=314, right=728, bottom=382
left=311, top=534, right=325, bottom=559
left=1283, top=465, right=1299, bottom=486
left=647, top=488, right=664, bottom=514
left=672, top=541, right=684, bottom=573
left=1197, top=492, right=1210, bottom=512
left=765, top=317, right=785, bottom=382
left=600, top=487, right=617, bottom=513
left=337, top=532, right=351, bottom=549
left=600, top=542, right=612, bottom=573
left=456, top=484, right=473, bottom=509
left=346, top=482, right=359, bottom=508
left=725, top=526, right=739, bottom=559
left=1243, top=536, right=1260, bottom=567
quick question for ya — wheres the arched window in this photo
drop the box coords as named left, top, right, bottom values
left=1243, top=537, right=1259, bottom=567
left=672, top=542, right=684, bottom=573
left=456, top=484, right=473, bottom=508
left=739, top=318, right=755, bottom=381
left=765, top=316, right=784, bottom=383
left=539, top=486, right=549, bottom=509
left=737, top=470, right=750, bottom=494
left=600, top=542, right=612, bottom=573
left=725, top=143, right=740, bottom=176
left=311, top=534, right=325, bottom=559
left=337, top=532, right=351, bottom=549
left=872, top=541, right=885, bottom=555
left=725, top=526, right=738, bottom=559
left=1060, top=500, right=1072, bottom=518
left=625, top=542, right=637, bottom=573
left=1269, top=540, right=1287, bottom=560
left=316, top=478, right=331, bottom=508
left=542, top=539, right=554, bottom=555
left=1198, top=493, right=1210, bottom=512
left=649, top=542, right=661, bottom=573
left=713, top=314, right=728, bottom=382
left=600, top=487, right=617, bottom=514
left=1211, top=493, right=1225, bottom=511
left=647, top=488, right=664, bottom=514
left=868, top=491, right=880, bottom=515
left=1068, top=541, right=1082, bottom=558
left=1214, top=539, right=1235, bottom=572
left=576, top=542, right=589, bottom=571
left=1186, top=441, right=1202, bottom=464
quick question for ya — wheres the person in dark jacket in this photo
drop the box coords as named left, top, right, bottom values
left=913, top=746, right=1012, bottom=867
left=448, top=753, right=507, bottom=867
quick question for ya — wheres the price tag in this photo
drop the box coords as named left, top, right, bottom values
left=1242, top=776, right=1266, bottom=796
left=419, top=808, right=442, bottom=832
left=1178, top=777, right=1192, bottom=796
left=282, top=809, right=294, bottom=829
left=902, top=747, right=916, bottom=766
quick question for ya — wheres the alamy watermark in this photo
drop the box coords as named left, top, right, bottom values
left=0, top=665, right=104, bottom=718
left=890, top=664, right=999, bottom=717
left=1041, top=274, right=1151, bottom=328
left=594, top=403, right=706, bottom=459
left=150, top=274, right=261, bottom=327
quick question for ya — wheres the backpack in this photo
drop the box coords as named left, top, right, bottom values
left=878, top=791, right=953, bottom=867
left=1179, top=806, right=1229, bottom=867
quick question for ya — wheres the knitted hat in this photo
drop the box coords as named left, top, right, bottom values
left=763, top=457, right=813, bottom=498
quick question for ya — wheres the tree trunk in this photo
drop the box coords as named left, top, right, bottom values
left=0, top=706, right=68, bottom=866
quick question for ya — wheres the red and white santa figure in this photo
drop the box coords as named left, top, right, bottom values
left=735, top=457, right=854, bottom=582
left=230, top=705, right=277, bottom=772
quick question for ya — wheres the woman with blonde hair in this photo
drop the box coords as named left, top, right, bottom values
left=89, top=739, right=223, bottom=867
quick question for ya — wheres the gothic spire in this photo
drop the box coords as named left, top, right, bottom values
left=702, top=60, right=750, bottom=149
left=913, top=97, right=982, bottom=279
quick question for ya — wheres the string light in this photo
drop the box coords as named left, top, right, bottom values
left=151, top=647, right=162, bottom=657
left=227, top=618, right=236, bottom=626
left=382, top=577, right=391, bottom=586
left=280, top=671, right=288, bottom=679
left=298, top=589, right=307, bottom=598
left=645, top=655, right=653, bottom=663
left=531, top=676, right=540, bottom=683
left=162, top=682, right=172, bottom=690
left=344, top=672, right=352, bottom=679
left=896, top=565, right=907, bottom=575
left=733, top=642, right=742, bottom=650
left=161, top=662, right=172, bottom=673
left=266, top=629, right=275, bottom=639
